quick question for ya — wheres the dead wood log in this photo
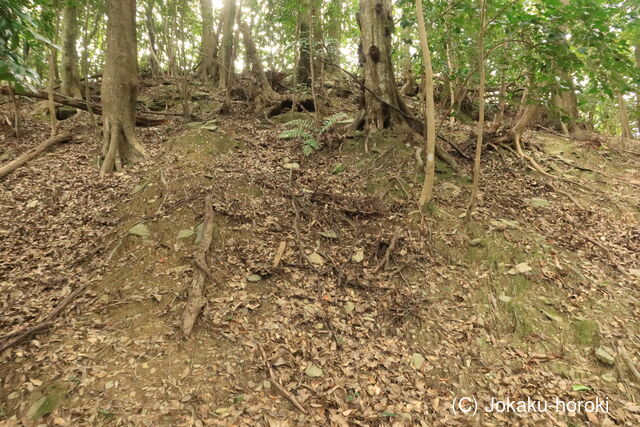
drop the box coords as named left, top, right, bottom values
left=0, top=87, right=164, bottom=127
left=0, top=133, right=71, bottom=180
left=182, top=195, right=215, bottom=337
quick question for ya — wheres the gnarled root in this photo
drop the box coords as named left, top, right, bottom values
left=100, top=119, right=146, bottom=177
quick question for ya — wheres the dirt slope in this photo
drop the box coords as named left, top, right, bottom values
left=1, top=90, right=639, bottom=426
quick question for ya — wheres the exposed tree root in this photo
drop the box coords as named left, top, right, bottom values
left=182, top=195, right=215, bottom=338
left=99, top=119, right=147, bottom=177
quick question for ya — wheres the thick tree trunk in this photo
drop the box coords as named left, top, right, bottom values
left=100, top=0, right=146, bottom=177
left=199, top=0, right=216, bottom=79
left=358, top=0, right=406, bottom=131
left=61, top=5, right=82, bottom=98
left=617, top=92, right=632, bottom=139
left=218, top=0, right=236, bottom=90
left=240, top=21, right=277, bottom=108
left=551, top=77, right=579, bottom=135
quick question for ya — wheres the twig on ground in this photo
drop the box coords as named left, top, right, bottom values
left=257, top=343, right=307, bottom=414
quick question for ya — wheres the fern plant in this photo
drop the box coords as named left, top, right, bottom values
left=279, top=112, right=347, bottom=156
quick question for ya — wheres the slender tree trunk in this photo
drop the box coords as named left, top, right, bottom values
left=466, top=0, right=486, bottom=219
left=8, top=84, right=20, bottom=139
left=635, top=45, right=640, bottom=135
left=327, top=0, right=343, bottom=70
left=400, top=28, right=417, bottom=97
left=491, top=78, right=506, bottom=131
left=145, top=0, right=162, bottom=77
left=218, top=0, right=236, bottom=90
left=415, top=0, right=435, bottom=206
left=82, top=0, right=96, bottom=127
left=48, top=46, right=58, bottom=136
left=617, top=92, right=632, bottom=139
left=100, top=0, right=146, bottom=177
left=296, top=19, right=311, bottom=86
left=309, top=4, right=321, bottom=122
left=61, top=5, right=83, bottom=98
left=199, top=0, right=216, bottom=78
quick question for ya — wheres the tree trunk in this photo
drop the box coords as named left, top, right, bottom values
left=100, top=0, right=146, bottom=177
left=198, top=0, right=216, bottom=78
left=60, top=5, right=82, bottom=98
left=617, top=92, right=632, bottom=139
left=635, top=45, right=640, bottom=135
left=145, top=0, right=162, bottom=77
left=415, top=0, right=436, bottom=206
left=358, top=0, right=406, bottom=131
left=296, top=19, right=311, bottom=86
left=240, top=21, right=277, bottom=107
left=399, top=28, right=417, bottom=97
left=466, top=0, right=486, bottom=219
left=326, top=0, right=343, bottom=70
left=218, top=0, right=236, bottom=90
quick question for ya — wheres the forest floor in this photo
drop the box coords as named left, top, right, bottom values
left=1, top=82, right=640, bottom=426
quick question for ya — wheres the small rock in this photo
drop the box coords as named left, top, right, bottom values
left=308, top=253, right=324, bottom=265
left=283, top=162, right=300, bottom=170
left=304, top=364, right=323, bottom=378
left=410, top=352, right=425, bottom=370
left=246, top=274, right=262, bottom=282
left=129, top=223, right=150, bottom=237
left=527, top=197, right=551, bottom=208
left=595, top=346, right=616, bottom=365
left=469, top=238, right=484, bottom=247
left=344, top=302, right=355, bottom=314
left=351, top=249, right=364, bottom=263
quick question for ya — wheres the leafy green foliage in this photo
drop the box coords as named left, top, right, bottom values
left=0, top=0, right=56, bottom=90
left=279, top=112, right=347, bottom=156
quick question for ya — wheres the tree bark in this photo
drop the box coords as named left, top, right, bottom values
left=617, top=92, right=632, bottom=139
left=296, top=19, right=311, bottom=86
left=199, top=0, right=216, bottom=79
left=399, top=29, right=417, bottom=97
left=240, top=21, right=277, bottom=105
left=358, top=0, right=406, bottom=131
left=218, top=0, right=236, bottom=90
left=415, top=0, right=436, bottom=206
left=466, top=0, right=486, bottom=219
left=635, top=45, right=640, bottom=135
left=144, top=0, right=162, bottom=77
left=61, top=5, right=82, bottom=98
left=100, top=0, right=146, bottom=177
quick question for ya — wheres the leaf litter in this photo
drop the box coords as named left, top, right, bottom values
left=0, top=89, right=639, bottom=426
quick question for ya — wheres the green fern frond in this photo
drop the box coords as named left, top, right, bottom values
left=284, top=119, right=314, bottom=130
left=279, top=129, right=313, bottom=140
left=320, top=112, right=348, bottom=133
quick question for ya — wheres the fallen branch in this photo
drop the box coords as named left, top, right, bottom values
left=619, top=346, right=640, bottom=383
left=257, top=343, right=307, bottom=414
left=182, top=195, right=215, bottom=337
left=0, top=132, right=71, bottom=180
left=0, top=87, right=164, bottom=127
left=0, top=281, right=92, bottom=353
